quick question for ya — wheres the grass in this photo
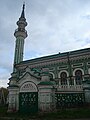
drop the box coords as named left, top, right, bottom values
left=37, top=107, right=90, bottom=119
left=0, top=105, right=90, bottom=120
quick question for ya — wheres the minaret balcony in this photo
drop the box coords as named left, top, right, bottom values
left=17, top=20, right=27, bottom=27
left=14, top=29, right=27, bottom=38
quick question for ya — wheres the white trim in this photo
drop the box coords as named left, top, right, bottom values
left=58, top=70, right=69, bottom=78
left=72, top=63, right=83, bottom=68
left=73, top=68, right=84, bottom=85
left=73, top=68, right=84, bottom=76
left=49, top=72, right=55, bottom=79
left=20, top=81, right=37, bottom=92
left=18, top=72, right=39, bottom=86
left=88, top=68, right=90, bottom=74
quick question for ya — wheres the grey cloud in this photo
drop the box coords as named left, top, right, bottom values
left=1, top=0, right=90, bottom=87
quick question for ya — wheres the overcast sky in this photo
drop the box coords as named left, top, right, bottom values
left=1, top=0, right=90, bottom=87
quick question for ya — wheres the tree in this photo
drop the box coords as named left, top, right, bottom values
left=0, top=87, right=8, bottom=105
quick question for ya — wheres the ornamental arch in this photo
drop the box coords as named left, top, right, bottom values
left=58, top=70, right=69, bottom=78
left=20, top=81, right=38, bottom=92
left=73, top=68, right=84, bottom=85
left=19, top=81, right=38, bottom=113
left=58, top=70, right=69, bottom=85
left=73, top=68, right=84, bottom=76
left=49, top=72, right=55, bottom=80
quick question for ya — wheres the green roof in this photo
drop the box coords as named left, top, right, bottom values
left=9, top=85, right=19, bottom=87
left=38, top=81, right=54, bottom=85
left=16, top=47, right=90, bottom=66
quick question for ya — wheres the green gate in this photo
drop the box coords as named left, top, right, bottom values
left=56, top=93, right=85, bottom=109
left=19, top=92, right=38, bottom=113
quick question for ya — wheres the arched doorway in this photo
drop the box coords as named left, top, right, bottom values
left=19, top=82, right=38, bottom=113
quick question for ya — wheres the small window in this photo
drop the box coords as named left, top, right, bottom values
left=75, top=70, right=82, bottom=85
left=49, top=73, right=53, bottom=81
left=60, top=72, right=67, bottom=85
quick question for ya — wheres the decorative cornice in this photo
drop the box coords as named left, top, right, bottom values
left=16, top=48, right=90, bottom=69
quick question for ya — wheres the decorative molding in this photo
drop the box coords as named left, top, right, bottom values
left=49, top=67, right=55, bottom=71
left=73, top=68, right=84, bottom=76
left=49, top=72, right=55, bottom=79
left=88, top=68, right=90, bottom=74
left=87, top=62, right=90, bottom=65
left=57, top=66, right=68, bottom=70
left=20, top=82, right=37, bottom=92
left=16, top=54, right=90, bottom=70
left=71, top=54, right=90, bottom=61
left=58, top=70, right=69, bottom=78
left=57, top=85, right=83, bottom=92
left=72, top=63, right=83, bottom=68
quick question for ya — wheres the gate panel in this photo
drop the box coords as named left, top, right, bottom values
left=56, top=93, right=85, bottom=109
left=19, top=92, right=38, bottom=113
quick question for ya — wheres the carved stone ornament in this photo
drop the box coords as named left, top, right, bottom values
left=20, top=82, right=37, bottom=92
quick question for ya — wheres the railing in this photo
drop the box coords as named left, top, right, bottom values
left=15, top=28, right=27, bottom=33
left=57, top=85, right=83, bottom=91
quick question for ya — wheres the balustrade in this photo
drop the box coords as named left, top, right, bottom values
left=58, top=85, right=83, bottom=91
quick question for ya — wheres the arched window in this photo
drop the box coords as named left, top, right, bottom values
left=60, top=72, right=67, bottom=85
left=75, top=70, right=82, bottom=85
left=49, top=73, right=53, bottom=81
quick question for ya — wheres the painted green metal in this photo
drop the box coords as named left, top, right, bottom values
left=38, top=81, right=54, bottom=85
left=19, top=92, right=38, bottom=113
left=14, top=37, right=24, bottom=65
left=56, top=93, right=85, bottom=108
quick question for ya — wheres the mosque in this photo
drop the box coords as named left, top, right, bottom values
left=8, top=4, right=90, bottom=113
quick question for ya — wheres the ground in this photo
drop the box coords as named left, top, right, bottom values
left=0, top=105, right=90, bottom=120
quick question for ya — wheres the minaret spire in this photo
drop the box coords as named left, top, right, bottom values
left=13, top=4, right=28, bottom=72
left=21, top=2, right=25, bottom=18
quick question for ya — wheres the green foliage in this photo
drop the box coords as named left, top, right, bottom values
left=0, top=87, right=8, bottom=105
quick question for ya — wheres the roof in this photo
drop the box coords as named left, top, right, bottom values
left=16, top=47, right=90, bottom=66
left=38, top=81, right=54, bottom=85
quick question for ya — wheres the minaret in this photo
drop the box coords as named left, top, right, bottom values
left=13, top=3, right=27, bottom=72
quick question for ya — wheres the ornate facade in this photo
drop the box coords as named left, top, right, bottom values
left=8, top=4, right=90, bottom=113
